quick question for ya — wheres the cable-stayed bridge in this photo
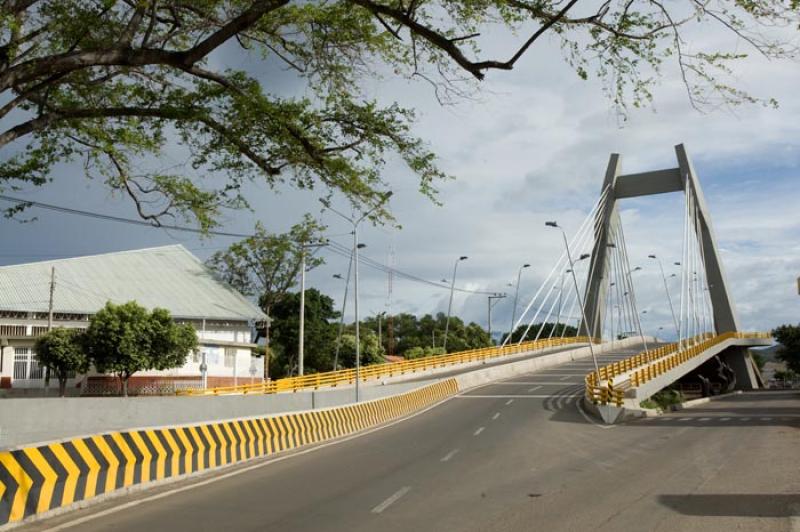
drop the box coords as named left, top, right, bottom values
left=4, top=145, right=789, bottom=532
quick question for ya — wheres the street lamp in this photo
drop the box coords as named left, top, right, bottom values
left=443, top=255, right=468, bottom=351
left=298, top=239, right=327, bottom=376
left=319, top=193, right=392, bottom=402
left=509, top=263, right=531, bottom=340
left=648, top=254, right=679, bottom=337
left=488, top=293, right=507, bottom=342
left=545, top=221, right=601, bottom=383
left=332, top=268, right=352, bottom=372
left=624, top=264, right=650, bottom=354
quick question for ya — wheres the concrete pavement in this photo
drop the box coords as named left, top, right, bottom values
left=18, top=346, right=799, bottom=532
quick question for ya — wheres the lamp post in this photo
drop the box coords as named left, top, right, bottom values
left=487, top=293, right=507, bottom=342
left=332, top=268, right=352, bottom=372
left=298, top=239, right=327, bottom=376
left=625, top=266, right=650, bottom=354
left=319, top=193, right=392, bottom=402
left=443, top=255, right=468, bottom=351
left=545, top=221, right=601, bottom=383
left=509, top=264, right=530, bottom=339
left=648, top=254, right=679, bottom=338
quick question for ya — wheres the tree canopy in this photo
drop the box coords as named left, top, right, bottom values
left=502, top=322, right=578, bottom=345
left=773, top=324, right=800, bottom=374
left=2, top=0, right=797, bottom=228
left=34, top=327, right=89, bottom=396
left=84, top=301, right=197, bottom=395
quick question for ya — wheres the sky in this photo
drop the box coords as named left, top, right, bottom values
left=1, top=9, right=799, bottom=341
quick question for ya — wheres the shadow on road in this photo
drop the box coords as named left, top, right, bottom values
left=658, top=494, right=800, bottom=517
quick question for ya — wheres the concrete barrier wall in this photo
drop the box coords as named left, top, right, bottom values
left=0, top=379, right=459, bottom=528
left=0, top=379, right=436, bottom=451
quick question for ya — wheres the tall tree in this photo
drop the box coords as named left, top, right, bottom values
left=1, top=1, right=796, bottom=228
left=773, top=324, right=800, bottom=374
left=268, top=288, right=339, bottom=378
left=84, top=301, right=197, bottom=396
left=34, top=327, right=89, bottom=396
left=207, top=214, right=325, bottom=354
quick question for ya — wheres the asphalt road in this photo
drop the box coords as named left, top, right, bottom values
left=24, top=347, right=800, bottom=532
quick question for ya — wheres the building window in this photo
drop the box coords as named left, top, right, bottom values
left=224, top=348, right=236, bottom=368
left=13, top=348, right=44, bottom=380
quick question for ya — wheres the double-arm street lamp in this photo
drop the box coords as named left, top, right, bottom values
left=545, top=221, right=601, bottom=383
left=443, top=256, right=468, bottom=351
left=320, top=193, right=392, bottom=402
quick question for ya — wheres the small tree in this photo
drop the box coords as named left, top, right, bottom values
left=85, top=301, right=198, bottom=396
left=34, top=328, right=89, bottom=397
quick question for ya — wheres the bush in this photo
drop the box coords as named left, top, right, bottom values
left=640, top=389, right=683, bottom=411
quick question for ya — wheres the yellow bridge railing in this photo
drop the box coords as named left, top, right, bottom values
left=585, top=331, right=771, bottom=407
left=183, top=335, right=598, bottom=396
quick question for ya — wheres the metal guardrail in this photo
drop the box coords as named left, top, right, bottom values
left=183, top=336, right=598, bottom=396
left=585, top=331, right=771, bottom=407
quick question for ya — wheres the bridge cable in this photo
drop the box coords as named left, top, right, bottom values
left=504, top=186, right=610, bottom=346
left=515, top=188, right=609, bottom=345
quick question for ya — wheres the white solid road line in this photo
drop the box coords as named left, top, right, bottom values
left=458, top=394, right=582, bottom=399
left=371, top=486, right=411, bottom=514
left=474, top=427, right=485, bottom=436
left=440, top=449, right=459, bottom=462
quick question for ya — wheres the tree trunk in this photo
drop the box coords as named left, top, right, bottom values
left=58, top=375, right=67, bottom=397
left=120, top=374, right=129, bottom=397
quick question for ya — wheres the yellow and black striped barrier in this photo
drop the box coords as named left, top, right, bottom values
left=0, top=379, right=459, bottom=526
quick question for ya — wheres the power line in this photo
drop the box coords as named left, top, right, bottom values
left=0, top=194, right=503, bottom=296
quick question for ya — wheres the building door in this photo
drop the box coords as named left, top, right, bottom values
left=12, top=347, right=45, bottom=388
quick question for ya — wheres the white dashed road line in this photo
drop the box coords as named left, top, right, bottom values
left=505, top=399, right=514, bottom=405
left=474, top=427, right=485, bottom=436
left=440, top=449, right=459, bottom=462
left=371, top=487, right=411, bottom=514
left=528, top=386, right=542, bottom=393
left=492, top=412, right=501, bottom=421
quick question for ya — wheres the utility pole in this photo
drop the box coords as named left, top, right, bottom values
left=298, top=249, right=306, bottom=376
left=45, top=266, right=55, bottom=393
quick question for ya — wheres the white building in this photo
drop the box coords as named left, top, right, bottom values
left=0, top=245, right=267, bottom=394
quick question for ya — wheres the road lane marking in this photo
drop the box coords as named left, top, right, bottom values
left=43, top=390, right=459, bottom=532
left=440, top=449, right=459, bottom=462
left=492, top=413, right=501, bottom=421
left=505, top=399, right=514, bottom=405
left=528, top=386, right=542, bottom=392
left=741, top=417, right=751, bottom=421
left=720, top=417, right=731, bottom=421
left=457, top=394, right=582, bottom=399
left=699, top=417, right=711, bottom=421
left=679, top=417, right=691, bottom=421
left=560, top=375, right=574, bottom=380
left=371, top=486, right=411, bottom=514
left=474, top=427, right=485, bottom=436
left=761, top=417, right=772, bottom=421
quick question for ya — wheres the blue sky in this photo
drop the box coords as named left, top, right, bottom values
left=1, top=17, right=799, bottom=339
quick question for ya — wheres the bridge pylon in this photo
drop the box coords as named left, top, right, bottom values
left=581, top=144, right=758, bottom=389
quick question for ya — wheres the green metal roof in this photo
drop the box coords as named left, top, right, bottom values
left=0, top=245, right=266, bottom=322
